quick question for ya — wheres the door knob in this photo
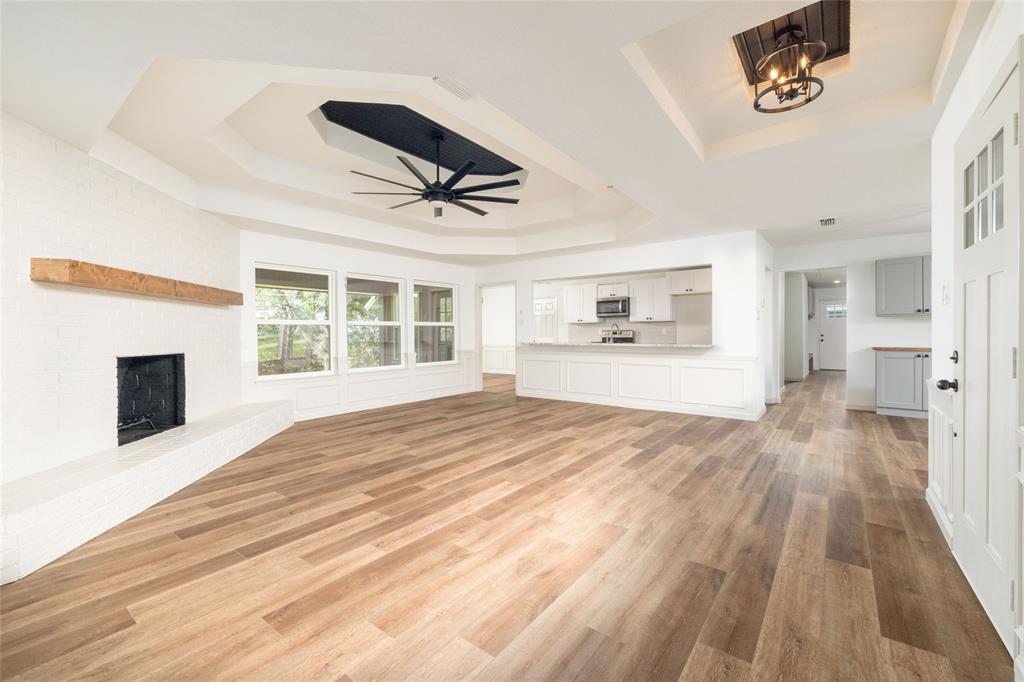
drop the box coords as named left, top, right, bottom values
left=936, top=378, right=959, bottom=392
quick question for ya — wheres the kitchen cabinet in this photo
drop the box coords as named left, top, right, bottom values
left=629, top=277, right=674, bottom=322
left=876, top=256, right=931, bottom=315
left=667, top=267, right=712, bottom=295
left=597, top=282, right=627, bottom=298
left=564, top=283, right=598, bottom=324
left=875, top=349, right=931, bottom=416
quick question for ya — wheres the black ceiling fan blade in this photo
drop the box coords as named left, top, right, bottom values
left=352, top=191, right=421, bottom=195
left=456, top=195, right=519, bottom=204
left=397, top=156, right=432, bottom=188
left=453, top=178, right=520, bottom=194
left=441, top=160, right=478, bottom=190
left=451, top=200, right=488, bottom=216
left=350, top=170, right=423, bottom=191
left=388, top=198, right=425, bottom=209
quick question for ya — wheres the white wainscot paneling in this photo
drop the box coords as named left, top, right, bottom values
left=483, top=346, right=516, bottom=374
left=295, top=383, right=343, bottom=411
left=679, top=366, right=745, bottom=409
left=618, top=363, right=672, bottom=402
left=566, top=361, right=612, bottom=396
left=926, top=380, right=955, bottom=544
left=416, top=366, right=466, bottom=392
left=522, top=359, right=561, bottom=392
left=348, top=372, right=412, bottom=403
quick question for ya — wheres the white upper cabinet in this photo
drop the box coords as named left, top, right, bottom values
left=597, top=282, right=627, bottom=298
left=629, top=277, right=675, bottom=322
left=875, top=256, right=930, bottom=315
left=564, top=283, right=598, bottom=324
left=667, top=267, right=712, bottom=295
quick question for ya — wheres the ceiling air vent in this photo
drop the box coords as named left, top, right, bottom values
left=432, top=76, right=474, bottom=101
left=819, top=217, right=837, bottom=227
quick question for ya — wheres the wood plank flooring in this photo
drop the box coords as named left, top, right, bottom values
left=0, top=371, right=1011, bottom=680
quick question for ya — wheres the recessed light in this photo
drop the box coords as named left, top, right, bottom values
left=833, top=279, right=841, bottom=284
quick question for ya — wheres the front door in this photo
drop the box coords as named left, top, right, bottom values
left=817, top=297, right=847, bottom=370
left=950, top=45, right=1020, bottom=652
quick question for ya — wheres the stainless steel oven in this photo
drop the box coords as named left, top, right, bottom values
left=596, top=296, right=629, bottom=318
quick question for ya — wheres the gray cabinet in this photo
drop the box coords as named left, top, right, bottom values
left=875, top=350, right=931, bottom=417
left=875, top=256, right=931, bottom=315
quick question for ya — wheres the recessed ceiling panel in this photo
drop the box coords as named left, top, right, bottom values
left=732, top=0, right=850, bottom=87
left=320, top=101, right=523, bottom=176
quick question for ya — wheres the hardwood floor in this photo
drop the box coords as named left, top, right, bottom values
left=0, top=371, right=1011, bottom=680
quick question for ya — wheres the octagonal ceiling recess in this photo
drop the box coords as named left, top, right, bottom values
left=97, top=57, right=646, bottom=260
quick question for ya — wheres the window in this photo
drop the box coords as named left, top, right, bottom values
left=255, top=267, right=332, bottom=376
left=347, top=276, right=402, bottom=369
left=964, top=127, right=1005, bottom=248
left=825, top=302, right=847, bottom=319
left=413, top=283, right=456, bottom=364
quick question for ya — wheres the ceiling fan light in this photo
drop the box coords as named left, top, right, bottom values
left=428, top=198, right=447, bottom=207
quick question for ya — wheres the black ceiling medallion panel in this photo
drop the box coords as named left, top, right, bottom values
left=732, top=0, right=850, bottom=87
left=319, top=101, right=522, bottom=177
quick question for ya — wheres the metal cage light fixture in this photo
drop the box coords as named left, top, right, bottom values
left=753, top=26, right=827, bottom=113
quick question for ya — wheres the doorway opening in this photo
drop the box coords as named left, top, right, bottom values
left=478, top=283, right=517, bottom=392
left=782, top=267, right=847, bottom=396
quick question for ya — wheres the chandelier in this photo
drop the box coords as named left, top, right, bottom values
left=753, top=27, right=827, bottom=113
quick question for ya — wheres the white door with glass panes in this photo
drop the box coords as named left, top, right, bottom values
left=817, top=299, right=846, bottom=370
left=949, top=46, right=1020, bottom=652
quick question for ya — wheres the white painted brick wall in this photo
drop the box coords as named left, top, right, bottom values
left=1, top=114, right=242, bottom=484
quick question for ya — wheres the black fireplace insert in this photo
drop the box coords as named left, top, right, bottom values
left=117, top=354, right=185, bottom=445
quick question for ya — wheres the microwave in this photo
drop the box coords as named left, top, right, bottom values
left=596, top=296, right=629, bottom=318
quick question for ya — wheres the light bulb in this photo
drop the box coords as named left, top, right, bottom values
left=769, top=68, right=779, bottom=81
left=801, top=55, right=809, bottom=68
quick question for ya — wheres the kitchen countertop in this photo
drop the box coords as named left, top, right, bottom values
left=872, top=346, right=932, bottom=352
left=523, top=342, right=714, bottom=349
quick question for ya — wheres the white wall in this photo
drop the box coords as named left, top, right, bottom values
left=931, top=3, right=1023, bottom=384
left=239, top=230, right=478, bottom=420
left=784, top=272, right=808, bottom=381
left=481, top=285, right=516, bottom=347
left=775, top=232, right=931, bottom=409
left=1, top=114, right=241, bottom=484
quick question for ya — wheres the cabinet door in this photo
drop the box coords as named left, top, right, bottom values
left=876, top=257, right=924, bottom=315
left=921, top=352, right=931, bottom=411
left=597, top=283, right=625, bottom=298
left=875, top=351, right=924, bottom=410
left=649, top=277, right=675, bottom=321
left=667, top=271, right=691, bottom=295
left=564, top=285, right=583, bottom=323
left=579, top=283, right=599, bottom=323
left=628, top=279, right=651, bottom=322
left=922, top=256, right=931, bottom=314
left=688, top=268, right=712, bottom=294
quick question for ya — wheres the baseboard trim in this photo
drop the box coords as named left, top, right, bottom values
left=925, top=486, right=954, bottom=546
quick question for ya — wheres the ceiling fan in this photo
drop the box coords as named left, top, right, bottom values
left=351, top=132, right=520, bottom=218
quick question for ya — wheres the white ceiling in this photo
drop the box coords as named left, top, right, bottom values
left=801, top=267, right=848, bottom=288
left=1, top=1, right=989, bottom=264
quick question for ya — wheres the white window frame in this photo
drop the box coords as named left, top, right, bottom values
left=963, top=126, right=1005, bottom=249
left=254, top=263, right=335, bottom=381
left=346, top=273, right=406, bottom=373
left=413, top=280, right=458, bottom=367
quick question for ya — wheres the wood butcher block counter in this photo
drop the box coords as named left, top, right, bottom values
left=872, top=346, right=932, bottom=352
left=517, top=343, right=762, bottom=420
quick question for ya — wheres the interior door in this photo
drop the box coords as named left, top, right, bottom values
left=950, top=48, right=1020, bottom=652
left=817, top=297, right=847, bottom=370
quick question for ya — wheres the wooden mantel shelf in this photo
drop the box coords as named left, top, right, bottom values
left=30, top=258, right=243, bottom=306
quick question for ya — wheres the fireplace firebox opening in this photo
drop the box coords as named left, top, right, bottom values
left=117, top=354, right=185, bottom=446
